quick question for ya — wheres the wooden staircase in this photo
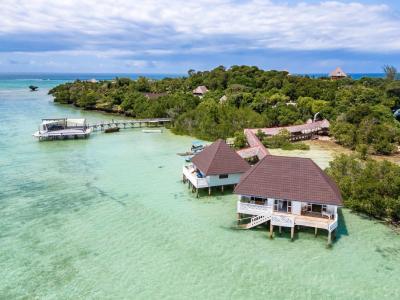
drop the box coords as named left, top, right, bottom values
left=239, top=214, right=271, bottom=229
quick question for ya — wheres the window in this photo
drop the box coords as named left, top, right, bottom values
left=219, top=174, right=228, bottom=179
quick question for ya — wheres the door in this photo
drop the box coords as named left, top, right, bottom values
left=274, top=200, right=292, bottom=213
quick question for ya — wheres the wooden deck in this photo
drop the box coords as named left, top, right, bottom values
left=237, top=202, right=337, bottom=231
left=87, top=118, right=171, bottom=132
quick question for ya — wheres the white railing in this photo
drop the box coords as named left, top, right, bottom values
left=182, top=165, right=209, bottom=188
left=328, top=214, right=338, bottom=232
left=237, top=202, right=273, bottom=216
left=271, top=214, right=295, bottom=227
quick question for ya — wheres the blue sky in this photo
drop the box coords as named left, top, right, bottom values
left=0, top=0, right=399, bottom=74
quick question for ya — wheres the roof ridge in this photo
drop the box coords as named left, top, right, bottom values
left=235, top=155, right=269, bottom=191
left=203, top=139, right=223, bottom=174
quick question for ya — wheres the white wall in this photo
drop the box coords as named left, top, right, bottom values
left=326, top=205, right=337, bottom=215
left=267, top=198, right=274, bottom=206
left=207, top=173, right=243, bottom=187
left=292, top=201, right=302, bottom=215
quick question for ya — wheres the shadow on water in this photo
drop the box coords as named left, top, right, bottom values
left=334, top=208, right=348, bottom=242
left=188, top=185, right=236, bottom=199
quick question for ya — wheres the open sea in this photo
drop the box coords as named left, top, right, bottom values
left=0, top=73, right=399, bottom=299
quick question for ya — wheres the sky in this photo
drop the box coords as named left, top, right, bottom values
left=0, top=0, right=399, bottom=74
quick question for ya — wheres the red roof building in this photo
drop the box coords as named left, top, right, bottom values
left=182, top=139, right=250, bottom=195
left=234, top=155, right=342, bottom=244
left=235, top=155, right=342, bottom=206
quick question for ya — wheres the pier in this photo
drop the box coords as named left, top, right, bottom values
left=33, top=118, right=171, bottom=141
left=87, top=118, right=171, bottom=132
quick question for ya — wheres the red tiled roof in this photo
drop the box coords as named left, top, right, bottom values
left=250, top=120, right=330, bottom=136
left=192, top=139, right=250, bottom=176
left=244, top=129, right=270, bottom=159
left=234, top=155, right=343, bottom=206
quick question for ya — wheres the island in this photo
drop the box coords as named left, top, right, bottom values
left=48, top=65, right=400, bottom=227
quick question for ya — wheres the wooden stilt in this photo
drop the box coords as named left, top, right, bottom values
left=237, top=213, right=241, bottom=225
left=221, top=185, right=224, bottom=193
left=328, top=231, right=332, bottom=246
left=269, top=223, right=274, bottom=239
left=315, top=227, right=318, bottom=237
left=196, top=188, right=199, bottom=198
left=208, top=187, right=211, bottom=196
left=279, top=226, right=282, bottom=235
left=291, top=226, right=294, bottom=241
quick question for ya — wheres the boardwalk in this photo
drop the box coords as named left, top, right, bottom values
left=87, top=118, right=171, bottom=132
left=236, top=129, right=270, bottom=160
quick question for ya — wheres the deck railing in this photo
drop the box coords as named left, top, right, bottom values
left=182, top=165, right=209, bottom=188
left=271, top=213, right=295, bottom=227
left=237, top=201, right=272, bottom=216
left=328, top=214, right=338, bottom=232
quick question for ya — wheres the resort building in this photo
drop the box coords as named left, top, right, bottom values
left=182, top=139, right=250, bottom=196
left=329, top=67, right=347, bottom=80
left=192, top=85, right=209, bottom=97
left=235, top=155, right=342, bottom=245
left=247, top=119, right=330, bottom=142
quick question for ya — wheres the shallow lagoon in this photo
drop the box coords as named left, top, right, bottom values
left=1, top=85, right=400, bottom=299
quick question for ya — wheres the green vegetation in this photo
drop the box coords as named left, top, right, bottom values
left=327, top=154, right=400, bottom=224
left=49, top=66, right=400, bottom=153
left=258, top=129, right=310, bottom=150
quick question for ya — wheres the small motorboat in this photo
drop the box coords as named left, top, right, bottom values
left=191, top=141, right=205, bottom=153
left=104, top=127, right=120, bottom=133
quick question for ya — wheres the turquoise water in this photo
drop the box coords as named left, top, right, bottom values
left=1, top=79, right=400, bottom=299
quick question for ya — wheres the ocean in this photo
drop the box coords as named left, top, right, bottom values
left=0, top=74, right=399, bottom=299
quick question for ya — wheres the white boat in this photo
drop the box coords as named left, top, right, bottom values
left=142, top=129, right=163, bottom=133
left=33, top=118, right=92, bottom=141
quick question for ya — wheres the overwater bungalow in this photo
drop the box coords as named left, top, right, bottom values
left=235, top=155, right=342, bottom=245
left=192, top=85, right=209, bottom=97
left=329, top=67, right=347, bottom=80
left=182, top=139, right=250, bottom=196
left=33, top=118, right=92, bottom=141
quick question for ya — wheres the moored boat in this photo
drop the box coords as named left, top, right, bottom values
left=105, top=127, right=120, bottom=133
left=33, top=118, right=92, bottom=141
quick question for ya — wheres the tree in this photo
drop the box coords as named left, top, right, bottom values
left=233, top=131, right=247, bottom=149
left=383, top=65, right=398, bottom=81
left=331, top=122, right=357, bottom=148
left=326, top=154, right=400, bottom=222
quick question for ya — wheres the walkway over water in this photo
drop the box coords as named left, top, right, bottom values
left=87, top=118, right=171, bottom=131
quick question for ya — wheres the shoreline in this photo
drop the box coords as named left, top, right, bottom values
left=55, top=100, right=400, bottom=165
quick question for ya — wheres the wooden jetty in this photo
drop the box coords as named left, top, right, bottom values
left=87, top=118, right=171, bottom=132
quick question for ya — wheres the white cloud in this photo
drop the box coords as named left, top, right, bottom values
left=0, top=0, right=399, bottom=55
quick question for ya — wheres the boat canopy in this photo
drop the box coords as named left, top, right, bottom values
left=40, top=118, right=86, bottom=130
left=67, top=118, right=86, bottom=127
